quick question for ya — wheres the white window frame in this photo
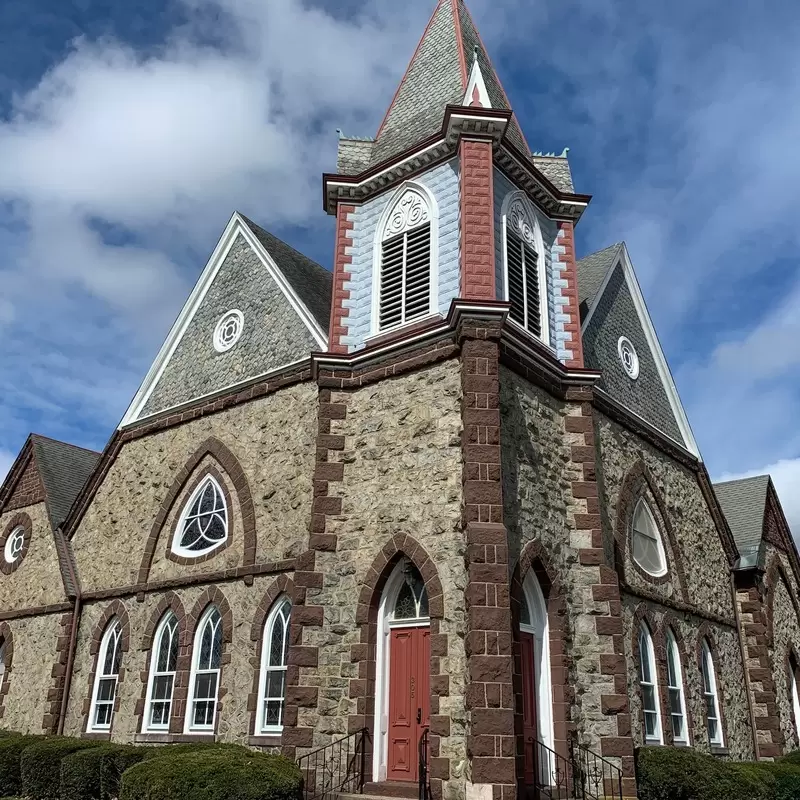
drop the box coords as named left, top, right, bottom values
left=171, top=475, right=229, bottom=559
left=142, top=612, right=179, bottom=732
left=88, top=619, right=123, bottom=732
left=185, top=606, right=223, bottom=734
left=4, top=526, right=25, bottom=564
left=255, top=596, right=292, bottom=735
left=638, top=623, right=663, bottom=745
left=665, top=629, right=689, bottom=744
left=701, top=639, right=724, bottom=748
left=631, top=499, right=668, bottom=578
left=370, top=181, right=439, bottom=338
left=791, top=656, right=800, bottom=742
left=501, top=191, right=550, bottom=347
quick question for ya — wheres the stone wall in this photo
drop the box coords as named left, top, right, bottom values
left=0, top=502, right=66, bottom=610
left=71, top=382, right=317, bottom=592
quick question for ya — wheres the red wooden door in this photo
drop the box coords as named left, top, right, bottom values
left=388, top=626, right=430, bottom=782
left=520, top=632, right=539, bottom=785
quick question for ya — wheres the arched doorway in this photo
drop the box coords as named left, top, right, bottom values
left=373, top=559, right=430, bottom=784
left=520, top=569, right=554, bottom=787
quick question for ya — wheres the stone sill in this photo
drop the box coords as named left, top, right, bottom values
left=134, top=733, right=217, bottom=744
left=710, top=746, right=730, bottom=757
left=249, top=735, right=283, bottom=748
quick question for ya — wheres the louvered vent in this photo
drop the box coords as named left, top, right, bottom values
left=506, top=231, right=541, bottom=337
left=379, top=222, right=431, bottom=331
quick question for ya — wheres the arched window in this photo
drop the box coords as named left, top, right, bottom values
left=89, top=619, right=123, bottom=731
left=186, top=607, right=223, bottom=732
left=665, top=629, right=688, bottom=744
left=377, top=187, right=433, bottom=332
left=256, top=597, right=292, bottom=734
left=790, top=653, right=800, bottom=741
left=171, top=476, right=228, bottom=558
left=143, top=612, right=179, bottom=731
left=631, top=499, right=667, bottom=578
left=700, top=639, right=724, bottom=747
left=503, top=195, right=548, bottom=342
left=391, top=564, right=429, bottom=621
left=638, top=623, right=662, bottom=744
left=0, top=638, right=6, bottom=681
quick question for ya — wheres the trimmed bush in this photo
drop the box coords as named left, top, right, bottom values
left=120, top=748, right=302, bottom=800
left=61, top=743, right=150, bottom=800
left=0, top=735, right=42, bottom=797
left=20, top=737, right=102, bottom=800
left=781, top=749, right=800, bottom=765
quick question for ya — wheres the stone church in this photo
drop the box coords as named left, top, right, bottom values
left=1, top=1, right=800, bottom=799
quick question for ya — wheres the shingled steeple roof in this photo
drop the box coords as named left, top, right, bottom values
left=367, top=0, right=530, bottom=166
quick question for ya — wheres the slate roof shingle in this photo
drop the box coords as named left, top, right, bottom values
left=713, top=475, right=770, bottom=557
left=576, top=243, right=623, bottom=318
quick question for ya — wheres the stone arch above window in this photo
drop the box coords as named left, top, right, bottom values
left=137, top=438, right=256, bottom=583
left=0, top=513, right=32, bottom=575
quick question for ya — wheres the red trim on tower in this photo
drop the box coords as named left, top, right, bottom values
left=329, top=204, right=356, bottom=354
left=450, top=0, right=469, bottom=89
left=556, top=221, right=585, bottom=369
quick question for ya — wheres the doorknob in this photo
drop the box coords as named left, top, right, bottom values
left=417, top=708, right=422, bottom=724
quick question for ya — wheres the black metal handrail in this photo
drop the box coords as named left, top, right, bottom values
left=418, top=726, right=431, bottom=800
left=297, top=728, right=369, bottom=800
left=532, top=737, right=623, bottom=800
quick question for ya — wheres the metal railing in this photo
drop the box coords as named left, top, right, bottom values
left=532, top=737, right=623, bottom=800
left=297, top=728, right=369, bottom=800
left=418, top=727, right=431, bottom=800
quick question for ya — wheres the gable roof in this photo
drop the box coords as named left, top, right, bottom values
left=713, top=475, right=770, bottom=560
left=577, top=243, right=623, bottom=317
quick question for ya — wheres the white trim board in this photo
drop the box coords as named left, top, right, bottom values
left=119, top=213, right=328, bottom=428
left=580, top=243, right=700, bottom=459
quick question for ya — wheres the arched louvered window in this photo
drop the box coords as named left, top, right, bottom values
left=186, top=606, right=223, bottom=732
left=504, top=195, right=548, bottom=342
left=143, top=612, right=179, bottom=731
left=256, top=597, right=292, bottom=733
left=377, top=188, right=433, bottom=332
left=88, top=619, right=123, bottom=731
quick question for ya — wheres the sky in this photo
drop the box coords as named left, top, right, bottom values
left=1, top=0, right=799, bottom=534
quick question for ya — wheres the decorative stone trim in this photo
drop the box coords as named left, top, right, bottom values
left=248, top=574, right=295, bottom=741
left=134, top=592, right=188, bottom=735
left=42, top=610, right=74, bottom=734
left=614, top=460, right=689, bottom=598
left=0, top=513, right=32, bottom=575
left=82, top=600, right=131, bottom=735
left=137, top=438, right=256, bottom=584
left=554, top=222, right=585, bottom=369
left=696, top=624, right=733, bottom=753
left=0, top=622, right=12, bottom=721
left=657, top=615, right=695, bottom=747
left=329, top=204, right=355, bottom=353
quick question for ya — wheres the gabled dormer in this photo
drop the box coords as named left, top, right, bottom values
left=325, top=0, right=590, bottom=368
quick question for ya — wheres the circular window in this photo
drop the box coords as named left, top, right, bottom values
left=631, top=499, right=667, bottom=578
left=213, top=310, right=244, bottom=353
left=618, top=336, right=640, bottom=379
left=4, top=526, right=26, bottom=564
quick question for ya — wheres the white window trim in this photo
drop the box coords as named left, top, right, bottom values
left=639, top=623, right=663, bottom=745
left=701, top=640, right=724, bottom=747
left=184, top=606, right=222, bottom=734
left=370, top=180, right=439, bottom=338
left=617, top=336, right=640, bottom=380
left=501, top=190, right=551, bottom=348
left=213, top=309, right=245, bottom=353
left=631, top=498, right=668, bottom=578
left=255, top=596, right=292, bottom=735
left=3, top=526, right=25, bottom=564
left=142, top=612, right=178, bottom=733
left=373, top=562, right=431, bottom=782
left=171, top=475, right=229, bottom=559
left=791, top=660, right=800, bottom=741
left=665, top=630, right=689, bottom=744
left=88, top=620, right=122, bottom=732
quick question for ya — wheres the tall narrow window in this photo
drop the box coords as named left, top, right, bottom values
left=665, top=630, right=688, bottom=744
left=143, top=612, right=179, bottom=731
left=89, top=619, right=122, bottom=731
left=186, top=607, right=222, bottom=732
left=378, top=188, right=432, bottom=331
left=701, top=639, right=724, bottom=747
left=171, top=475, right=228, bottom=558
left=505, top=197, right=545, bottom=340
left=631, top=499, right=668, bottom=578
left=790, top=654, right=800, bottom=741
left=638, top=623, right=663, bottom=744
left=256, top=598, right=292, bottom=734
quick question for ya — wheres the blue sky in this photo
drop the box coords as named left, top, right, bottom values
left=1, top=0, right=800, bottom=530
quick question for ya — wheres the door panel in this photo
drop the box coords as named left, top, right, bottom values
left=520, top=632, right=538, bottom=786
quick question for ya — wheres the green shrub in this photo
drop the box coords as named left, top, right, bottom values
left=120, top=748, right=302, bottom=800
left=20, top=737, right=102, bottom=800
left=780, top=749, right=800, bottom=765
left=0, top=735, right=43, bottom=797
left=61, top=743, right=149, bottom=800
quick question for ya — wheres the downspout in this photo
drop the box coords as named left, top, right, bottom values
left=57, top=528, right=82, bottom=736
left=731, top=570, right=760, bottom=760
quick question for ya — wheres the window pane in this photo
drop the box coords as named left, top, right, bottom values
left=642, top=684, right=657, bottom=714
left=150, top=701, right=171, bottom=727
left=666, top=640, right=679, bottom=686
left=639, top=631, right=652, bottom=682
left=707, top=715, right=718, bottom=743
left=179, top=479, right=227, bottom=552
left=417, top=587, right=429, bottom=618
left=152, top=675, right=173, bottom=701
left=193, top=700, right=215, bottom=727
left=95, top=703, right=113, bottom=727
left=194, top=672, right=218, bottom=701
left=644, top=710, right=659, bottom=739
left=264, top=700, right=283, bottom=727
left=270, top=617, right=285, bottom=666
left=97, top=677, right=116, bottom=703
left=394, top=584, right=416, bottom=619
left=266, top=670, right=286, bottom=701
left=671, top=710, right=685, bottom=740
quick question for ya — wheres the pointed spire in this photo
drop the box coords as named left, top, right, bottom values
left=370, top=0, right=529, bottom=165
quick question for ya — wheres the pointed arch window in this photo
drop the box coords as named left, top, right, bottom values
left=638, top=623, right=663, bottom=744
left=700, top=639, right=724, bottom=747
left=390, top=561, right=429, bottom=622
left=171, top=475, right=228, bottom=558
left=186, top=607, right=223, bottom=732
left=790, top=653, right=800, bottom=741
left=256, top=597, right=292, bottom=734
left=504, top=196, right=548, bottom=342
left=89, top=619, right=123, bottom=731
left=665, top=629, right=688, bottom=744
left=377, top=188, right=433, bottom=332
left=631, top=499, right=668, bottom=578
left=143, top=612, right=179, bottom=731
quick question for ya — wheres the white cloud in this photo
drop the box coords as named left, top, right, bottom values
left=0, top=450, right=14, bottom=486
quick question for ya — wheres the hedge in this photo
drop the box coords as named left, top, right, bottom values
left=20, top=737, right=102, bottom=800
left=0, top=735, right=43, bottom=797
left=61, top=743, right=150, bottom=800
left=119, top=748, right=302, bottom=800
left=636, top=746, right=800, bottom=800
